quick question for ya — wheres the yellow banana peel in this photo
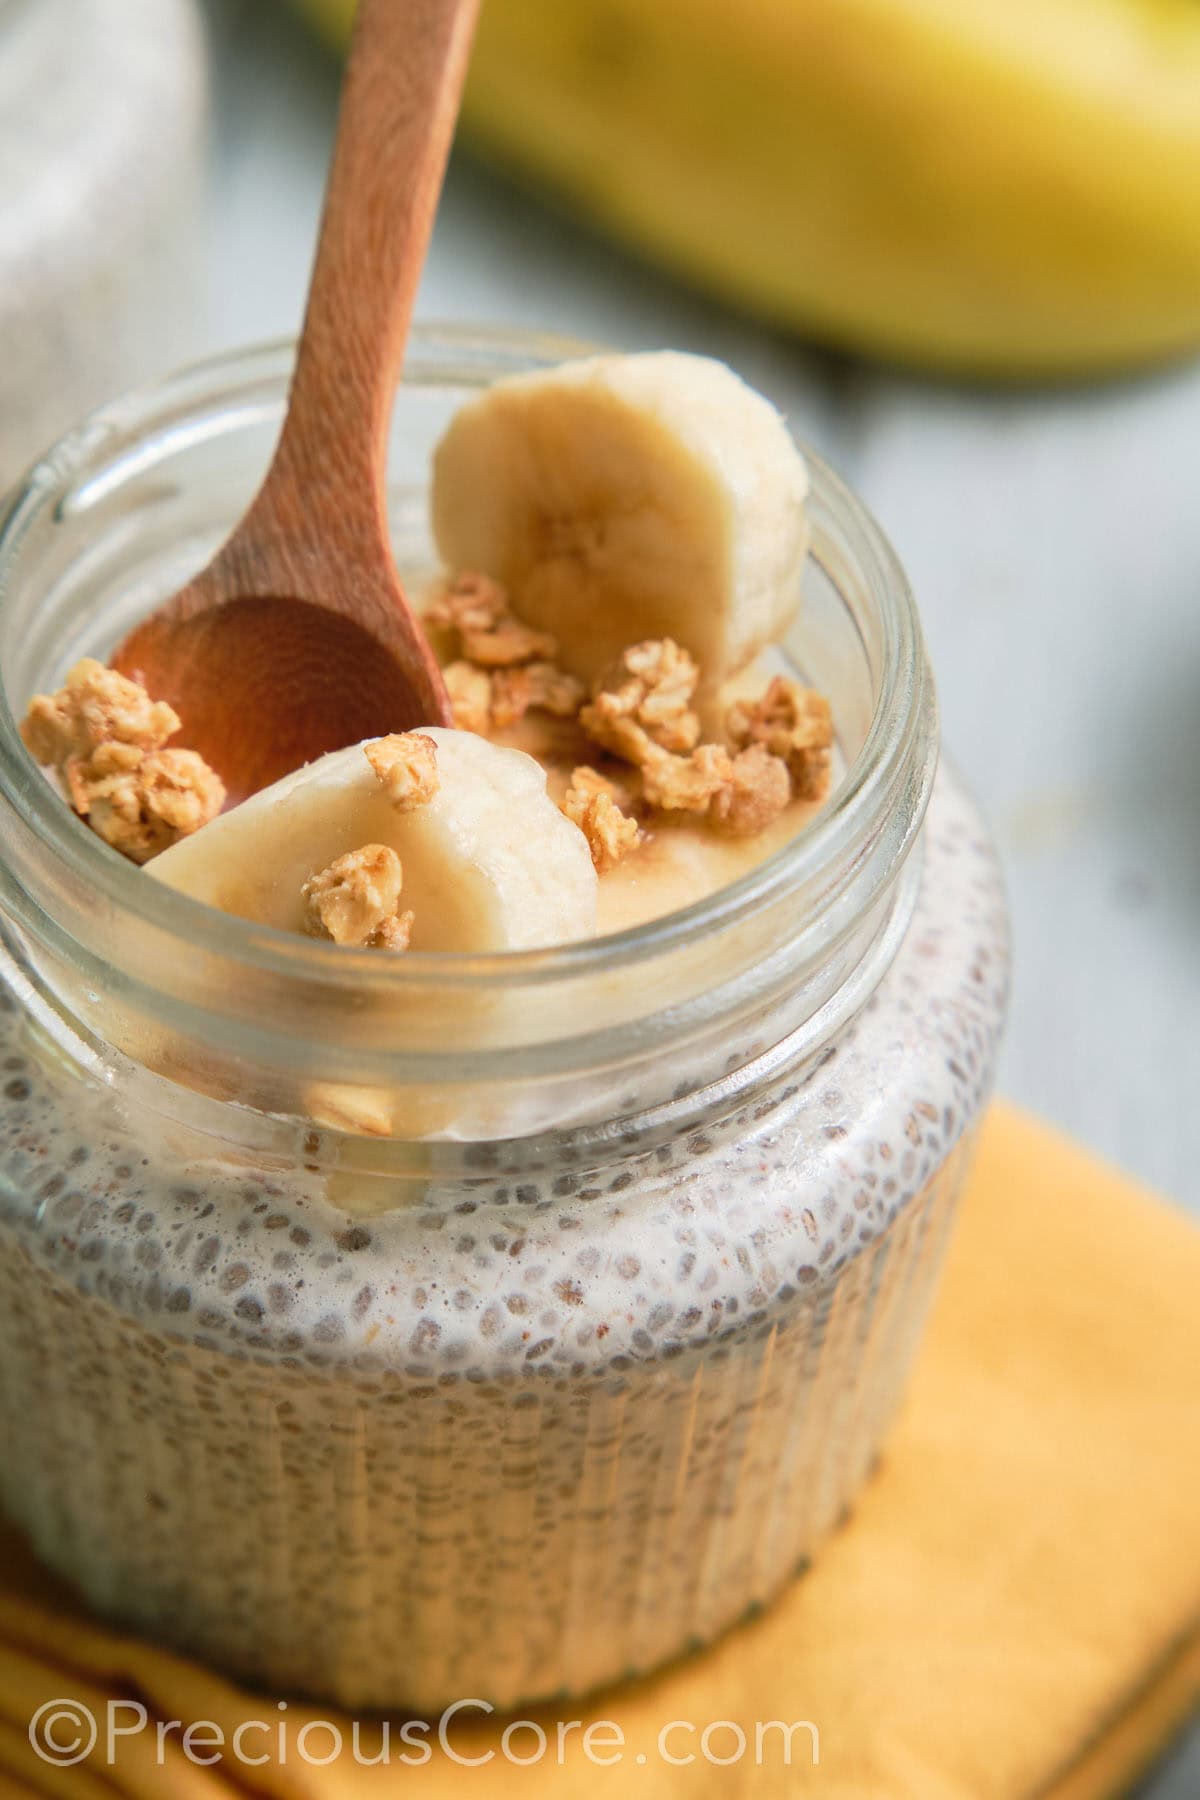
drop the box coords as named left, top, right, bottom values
left=292, top=0, right=1200, bottom=379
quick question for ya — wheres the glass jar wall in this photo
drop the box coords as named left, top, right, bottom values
left=0, top=333, right=1008, bottom=1709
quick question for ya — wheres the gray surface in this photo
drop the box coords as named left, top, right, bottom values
left=200, top=4, right=1199, bottom=1790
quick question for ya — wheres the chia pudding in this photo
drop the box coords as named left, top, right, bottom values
left=0, top=334, right=1008, bottom=1711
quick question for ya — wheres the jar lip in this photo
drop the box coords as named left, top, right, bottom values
left=0, top=327, right=932, bottom=998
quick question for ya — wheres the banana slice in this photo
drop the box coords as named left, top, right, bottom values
left=148, top=728, right=598, bottom=951
left=431, top=351, right=810, bottom=685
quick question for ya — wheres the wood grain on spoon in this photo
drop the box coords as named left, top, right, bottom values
left=114, top=0, right=477, bottom=802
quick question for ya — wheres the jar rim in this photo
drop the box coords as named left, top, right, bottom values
left=0, top=326, right=932, bottom=995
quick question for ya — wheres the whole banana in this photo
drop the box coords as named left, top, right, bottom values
left=294, top=0, right=1200, bottom=379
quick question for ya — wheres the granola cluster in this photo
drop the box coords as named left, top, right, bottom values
left=578, top=639, right=833, bottom=839
left=429, top=574, right=585, bottom=734
left=302, top=845, right=413, bottom=950
left=428, top=571, right=556, bottom=668
left=726, top=675, right=833, bottom=802
left=20, top=659, right=225, bottom=863
left=301, top=734, right=440, bottom=951
left=579, top=638, right=702, bottom=758
left=364, top=731, right=439, bottom=810
left=561, top=766, right=644, bottom=874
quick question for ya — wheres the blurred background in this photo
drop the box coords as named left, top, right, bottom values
left=2, top=0, right=1197, bottom=1786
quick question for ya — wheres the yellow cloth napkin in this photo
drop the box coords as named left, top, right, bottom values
left=0, top=1102, right=1197, bottom=1798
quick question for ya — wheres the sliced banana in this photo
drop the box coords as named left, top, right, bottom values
left=431, top=351, right=810, bottom=686
left=148, top=728, right=598, bottom=952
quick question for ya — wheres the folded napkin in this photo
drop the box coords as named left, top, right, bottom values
left=0, top=1102, right=1197, bottom=1798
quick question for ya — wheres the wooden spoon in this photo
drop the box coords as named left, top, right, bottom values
left=114, top=0, right=478, bottom=803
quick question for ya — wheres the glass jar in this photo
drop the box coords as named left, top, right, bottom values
left=0, top=331, right=1008, bottom=1711
left=0, top=0, right=206, bottom=493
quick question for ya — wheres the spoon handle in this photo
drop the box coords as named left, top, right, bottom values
left=256, top=0, right=479, bottom=553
